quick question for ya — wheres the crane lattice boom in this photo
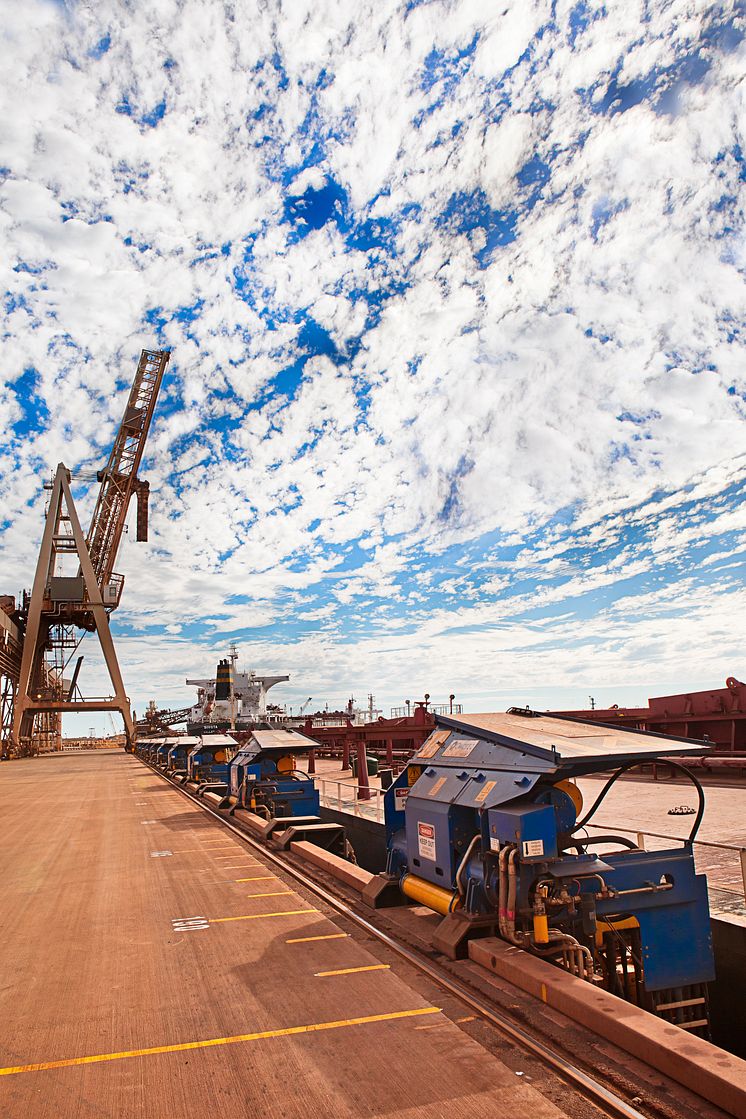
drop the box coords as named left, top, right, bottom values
left=86, top=349, right=170, bottom=590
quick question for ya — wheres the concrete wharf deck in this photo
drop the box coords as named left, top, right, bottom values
left=0, top=750, right=612, bottom=1119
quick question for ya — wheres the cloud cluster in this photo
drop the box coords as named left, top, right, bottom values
left=0, top=0, right=744, bottom=724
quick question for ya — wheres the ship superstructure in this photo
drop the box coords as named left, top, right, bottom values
left=186, top=646, right=289, bottom=733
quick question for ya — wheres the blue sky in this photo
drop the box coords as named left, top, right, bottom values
left=1, top=0, right=744, bottom=730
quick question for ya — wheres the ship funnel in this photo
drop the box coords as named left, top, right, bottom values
left=215, top=658, right=233, bottom=701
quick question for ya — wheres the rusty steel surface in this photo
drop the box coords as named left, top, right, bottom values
left=300, top=703, right=436, bottom=769
left=0, top=750, right=616, bottom=1119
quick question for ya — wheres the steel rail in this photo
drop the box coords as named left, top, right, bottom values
left=143, top=761, right=650, bottom=1119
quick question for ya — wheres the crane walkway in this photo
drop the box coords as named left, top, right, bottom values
left=0, top=751, right=606, bottom=1119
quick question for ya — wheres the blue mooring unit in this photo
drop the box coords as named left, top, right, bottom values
left=187, top=733, right=237, bottom=784
left=229, top=729, right=320, bottom=819
left=165, top=736, right=200, bottom=774
left=381, top=709, right=715, bottom=1029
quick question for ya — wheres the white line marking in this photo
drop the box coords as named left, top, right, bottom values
left=151, top=851, right=173, bottom=858
left=171, top=917, right=209, bottom=932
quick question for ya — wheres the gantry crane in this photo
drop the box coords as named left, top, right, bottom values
left=2, top=349, right=170, bottom=757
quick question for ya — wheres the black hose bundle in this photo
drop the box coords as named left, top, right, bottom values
left=572, top=760, right=705, bottom=843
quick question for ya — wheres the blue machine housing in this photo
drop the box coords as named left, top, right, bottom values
left=154, top=742, right=171, bottom=767
left=229, top=728, right=320, bottom=819
left=143, top=737, right=165, bottom=765
left=166, top=736, right=200, bottom=773
left=384, top=710, right=715, bottom=1002
left=154, top=736, right=194, bottom=769
left=187, top=733, right=237, bottom=784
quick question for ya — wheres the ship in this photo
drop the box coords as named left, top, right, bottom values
left=185, top=645, right=290, bottom=734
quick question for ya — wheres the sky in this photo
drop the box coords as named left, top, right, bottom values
left=1, top=0, right=745, bottom=732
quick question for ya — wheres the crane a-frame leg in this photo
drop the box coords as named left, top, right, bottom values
left=11, top=464, right=135, bottom=754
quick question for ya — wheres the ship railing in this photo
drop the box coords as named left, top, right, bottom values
left=389, top=703, right=463, bottom=718
left=314, top=777, right=385, bottom=824
left=585, top=821, right=746, bottom=909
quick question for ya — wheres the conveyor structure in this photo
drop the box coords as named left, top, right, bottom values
left=365, top=709, right=716, bottom=1034
left=228, top=728, right=321, bottom=819
left=137, top=728, right=347, bottom=856
left=186, top=733, right=237, bottom=786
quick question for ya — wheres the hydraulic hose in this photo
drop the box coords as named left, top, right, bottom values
left=572, top=759, right=705, bottom=843
left=562, top=834, right=639, bottom=854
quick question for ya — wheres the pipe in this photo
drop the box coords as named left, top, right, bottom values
left=400, top=873, right=458, bottom=916
left=507, top=848, right=525, bottom=945
left=498, top=846, right=510, bottom=938
left=455, top=834, right=481, bottom=899
left=658, top=755, right=746, bottom=770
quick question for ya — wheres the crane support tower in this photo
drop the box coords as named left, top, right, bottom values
left=3, top=349, right=170, bottom=758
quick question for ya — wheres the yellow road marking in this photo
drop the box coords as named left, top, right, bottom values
left=218, top=864, right=261, bottom=870
left=244, top=890, right=292, bottom=899
left=287, top=933, right=348, bottom=944
left=455, top=1016, right=476, bottom=1024
left=0, top=1008, right=442, bottom=1077
left=162, top=844, right=239, bottom=851
left=235, top=876, right=277, bottom=882
left=315, top=964, right=390, bottom=978
left=210, top=909, right=317, bottom=923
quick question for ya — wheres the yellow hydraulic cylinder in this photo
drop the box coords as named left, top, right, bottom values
left=533, top=884, right=550, bottom=944
left=533, top=913, right=549, bottom=944
left=400, top=874, right=458, bottom=916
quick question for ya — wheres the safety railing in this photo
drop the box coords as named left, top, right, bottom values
left=314, top=777, right=386, bottom=824
left=586, top=822, right=746, bottom=907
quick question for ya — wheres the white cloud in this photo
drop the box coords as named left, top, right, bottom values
left=0, top=0, right=744, bottom=729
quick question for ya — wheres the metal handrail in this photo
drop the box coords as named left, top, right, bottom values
left=586, top=820, right=745, bottom=854
left=315, top=777, right=385, bottom=823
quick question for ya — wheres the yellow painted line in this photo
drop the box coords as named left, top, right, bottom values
left=286, top=933, right=348, bottom=944
left=315, top=964, right=390, bottom=978
left=210, top=909, right=317, bottom=923
left=164, top=843, right=239, bottom=850
left=244, top=890, right=293, bottom=899
left=0, top=1007, right=442, bottom=1077
left=235, top=876, right=277, bottom=883
left=455, top=1016, right=476, bottom=1024
left=168, top=849, right=250, bottom=855
left=218, top=864, right=261, bottom=870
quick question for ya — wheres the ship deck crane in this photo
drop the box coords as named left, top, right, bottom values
left=3, top=349, right=170, bottom=757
